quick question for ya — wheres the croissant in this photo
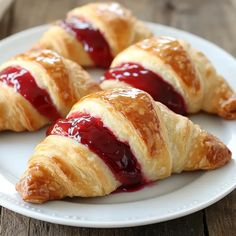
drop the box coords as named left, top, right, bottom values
left=0, top=49, right=100, bottom=132
left=16, top=88, right=231, bottom=203
left=101, top=36, right=236, bottom=119
left=36, top=2, right=153, bottom=68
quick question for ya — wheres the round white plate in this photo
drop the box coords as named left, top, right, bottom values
left=0, top=22, right=235, bottom=228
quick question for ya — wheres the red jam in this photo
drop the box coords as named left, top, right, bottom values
left=0, top=66, right=61, bottom=121
left=103, top=63, right=187, bottom=115
left=48, top=112, right=147, bottom=189
left=61, top=17, right=113, bottom=68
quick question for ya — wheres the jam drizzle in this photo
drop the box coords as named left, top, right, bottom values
left=0, top=66, right=61, bottom=121
left=61, top=17, right=113, bottom=68
left=103, top=63, right=187, bottom=115
left=48, top=112, right=147, bottom=190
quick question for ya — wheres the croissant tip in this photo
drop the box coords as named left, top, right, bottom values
left=204, top=134, right=232, bottom=170
left=219, top=95, right=236, bottom=120
left=16, top=165, right=62, bottom=204
left=15, top=180, right=46, bottom=204
left=15, top=180, right=47, bottom=203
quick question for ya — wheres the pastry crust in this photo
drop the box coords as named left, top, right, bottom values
left=16, top=88, right=231, bottom=203
left=101, top=36, right=236, bottom=119
left=0, top=49, right=101, bottom=131
left=36, top=2, right=153, bottom=67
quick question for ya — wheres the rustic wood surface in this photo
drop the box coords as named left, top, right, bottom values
left=0, top=0, right=235, bottom=235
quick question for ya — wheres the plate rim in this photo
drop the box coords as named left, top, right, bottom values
left=0, top=181, right=235, bottom=228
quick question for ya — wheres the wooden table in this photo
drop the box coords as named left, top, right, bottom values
left=0, top=0, right=235, bottom=235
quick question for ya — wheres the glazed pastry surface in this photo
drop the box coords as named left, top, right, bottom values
left=16, top=88, right=231, bottom=203
left=36, top=2, right=153, bottom=68
left=0, top=49, right=100, bottom=131
left=101, top=36, right=236, bottom=119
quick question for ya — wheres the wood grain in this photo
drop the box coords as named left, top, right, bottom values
left=205, top=192, right=236, bottom=236
left=0, top=1, right=14, bottom=39
left=0, top=208, right=30, bottom=236
left=0, top=0, right=235, bottom=235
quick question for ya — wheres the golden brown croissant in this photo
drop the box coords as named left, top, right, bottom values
left=0, top=49, right=100, bottom=132
left=36, top=2, right=153, bottom=68
left=101, top=36, right=236, bottom=119
left=16, top=88, right=231, bottom=203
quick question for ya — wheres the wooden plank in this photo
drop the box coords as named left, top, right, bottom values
left=0, top=1, right=14, bottom=39
left=0, top=208, right=30, bottom=236
left=166, top=0, right=236, bottom=56
left=205, top=191, right=236, bottom=236
left=9, top=0, right=78, bottom=35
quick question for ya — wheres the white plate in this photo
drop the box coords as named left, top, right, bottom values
left=0, top=22, right=235, bottom=228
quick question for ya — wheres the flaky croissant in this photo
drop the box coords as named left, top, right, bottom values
left=101, top=36, right=236, bottom=119
left=0, top=49, right=100, bottom=132
left=36, top=2, right=153, bottom=68
left=16, top=88, right=231, bottom=203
